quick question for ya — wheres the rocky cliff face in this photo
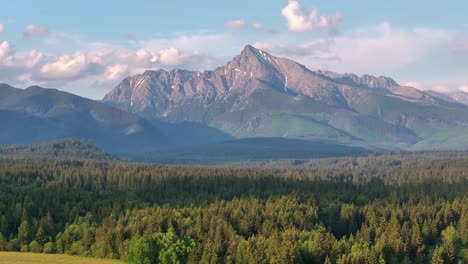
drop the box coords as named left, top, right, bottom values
left=316, top=70, right=399, bottom=89
left=103, top=45, right=354, bottom=119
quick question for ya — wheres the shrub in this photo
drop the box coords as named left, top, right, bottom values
left=20, top=244, right=29, bottom=252
left=29, top=240, right=43, bottom=253
left=5, top=238, right=20, bottom=251
left=43, top=242, right=55, bottom=254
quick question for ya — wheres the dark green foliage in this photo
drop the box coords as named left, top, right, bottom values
left=43, top=242, right=55, bottom=254
left=28, top=240, right=43, bottom=253
left=127, top=231, right=195, bottom=264
left=0, top=153, right=466, bottom=263
left=127, top=237, right=152, bottom=264
left=0, top=138, right=114, bottom=160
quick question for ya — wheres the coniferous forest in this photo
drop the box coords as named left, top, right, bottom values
left=0, top=153, right=467, bottom=264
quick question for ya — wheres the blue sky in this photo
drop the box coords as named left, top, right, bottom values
left=0, top=0, right=467, bottom=98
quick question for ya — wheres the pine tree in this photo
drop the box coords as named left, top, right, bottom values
left=441, top=226, right=458, bottom=264
left=410, top=222, right=425, bottom=262
left=386, top=213, right=404, bottom=257
left=35, top=225, right=47, bottom=246
left=431, top=246, right=445, bottom=264
left=0, top=215, right=7, bottom=236
left=458, top=209, right=468, bottom=244
left=18, top=221, right=30, bottom=245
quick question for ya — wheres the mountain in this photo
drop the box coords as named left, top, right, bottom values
left=425, top=90, right=460, bottom=104
left=449, top=91, right=468, bottom=105
left=0, top=138, right=114, bottom=160
left=427, top=90, right=468, bottom=106
left=103, top=45, right=468, bottom=150
left=0, top=84, right=166, bottom=154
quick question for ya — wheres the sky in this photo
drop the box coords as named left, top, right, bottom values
left=0, top=0, right=468, bottom=99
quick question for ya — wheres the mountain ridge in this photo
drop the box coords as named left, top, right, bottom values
left=0, top=84, right=167, bottom=154
left=103, top=44, right=468, bottom=150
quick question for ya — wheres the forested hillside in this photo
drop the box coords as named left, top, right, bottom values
left=0, top=139, right=114, bottom=160
left=0, top=154, right=466, bottom=263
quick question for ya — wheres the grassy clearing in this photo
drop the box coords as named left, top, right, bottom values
left=0, top=252, right=122, bottom=264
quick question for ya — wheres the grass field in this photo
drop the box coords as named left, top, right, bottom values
left=0, top=252, right=122, bottom=264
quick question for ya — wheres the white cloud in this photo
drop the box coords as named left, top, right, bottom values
left=29, top=46, right=183, bottom=83
left=252, top=23, right=265, bottom=31
left=414, top=83, right=452, bottom=93
left=404, top=81, right=426, bottom=90
left=157, top=47, right=181, bottom=65
left=0, top=24, right=4, bottom=34
left=24, top=24, right=50, bottom=38
left=251, top=23, right=280, bottom=34
left=431, top=86, right=454, bottom=93
left=253, top=39, right=333, bottom=58
left=459, top=85, right=468, bottom=93
left=404, top=81, right=468, bottom=94
left=23, top=50, right=45, bottom=69
left=225, top=19, right=245, bottom=30
left=0, top=41, right=46, bottom=84
left=0, top=41, right=13, bottom=59
left=257, top=23, right=450, bottom=75
left=452, top=34, right=468, bottom=54
left=281, top=0, right=343, bottom=32
left=0, top=32, right=229, bottom=99
left=137, top=34, right=229, bottom=55
left=134, top=34, right=228, bottom=69
left=329, top=23, right=452, bottom=73
left=37, top=52, right=100, bottom=81
left=0, top=41, right=44, bottom=70
left=106, top=64, right=128, bottom=80
left=252, top=23, right=468, bottom=92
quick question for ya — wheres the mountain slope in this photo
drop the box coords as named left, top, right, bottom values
left=425, top=90, right=455, bottom=103
left=0, top=84, right=166, bottom=154
left=449, top=91, right=468, bottom=105
left=103, top=45, right=468, bottom=150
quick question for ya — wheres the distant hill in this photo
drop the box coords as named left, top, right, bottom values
left=133, top=137, right=369, bottom=164
left=0, top=138, right=114, bottom=160
left=0, top=84, right=166, bottom=154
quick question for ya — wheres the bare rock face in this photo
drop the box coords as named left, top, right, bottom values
left=316, top=70, right=399, bottom=89
left=103, top=45, right=351, bottom=119
left=103, top=45, right=468, bottom=147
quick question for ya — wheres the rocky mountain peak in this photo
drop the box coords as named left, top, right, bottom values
left=238, top=45, right=265, bottom=58
left=222, top=45, right=287, bottom=92
left=226, top=45, right=279, bottom=72
left=240, top=44, right=258, bottom=56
